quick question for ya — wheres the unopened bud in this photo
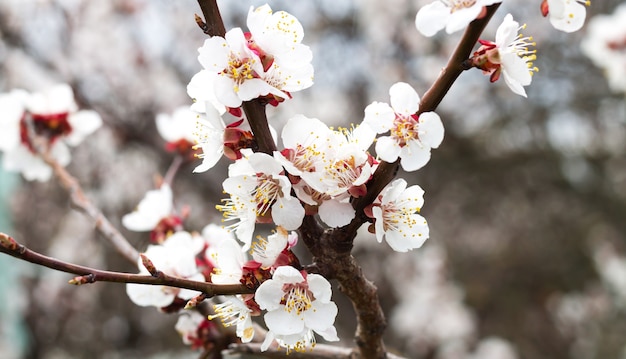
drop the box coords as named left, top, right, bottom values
left=68, top=274, right=95, bottom=285
left=140, top=253, right=159, bottom=276
left=184, top=293, right=208, bottom=309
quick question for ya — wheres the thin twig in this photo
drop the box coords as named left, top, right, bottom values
left=163, top=154, right=184, bottom=186
left=34, top=140, right=140, bottom=264
left=0, top=232, right=254, bottom=296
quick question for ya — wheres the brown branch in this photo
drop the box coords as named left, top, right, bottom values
left=196, top=0, right=276, bottom=155
left=304, top=5, right=504, bottom=359
left=0, top=232, right=254, bottom=296
left=197, top=2, right=504, bottom=359
left=241, top=99, right=276, bottom=154
left=196, top=0, right=225, bottom=37
left=352, top=2, right=503, bottom=227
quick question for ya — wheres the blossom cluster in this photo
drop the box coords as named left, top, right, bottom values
left=0, top=0, right=596, bottom=356
left=121, top=179, right=336, bottom=351
left=581, top=3, right=626, bottom=93
left=116, top=3, right=445, bottom=351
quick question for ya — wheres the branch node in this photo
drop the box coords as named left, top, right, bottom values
left=69, top=273, right=96, bottom=285
left=184, top=293, right=209, bottom=309
left=461, top=58, right=474, bottom=70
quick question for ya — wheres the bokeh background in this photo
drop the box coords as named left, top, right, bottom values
left=1, top=0, right=626, bottom=358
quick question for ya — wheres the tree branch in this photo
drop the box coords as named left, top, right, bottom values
left=309, top=5, right=504, bottom=359
left=351, top=3, right=503, bottom=228
left=20, top=113, right=140, bottom=265
left=195, top=0, right=276, bottom=155
left=37, top=146, right=141, bottom=264
left=0, top=232, right=253, bottom=296
left=196, top=3, right=503, bottom=359
left=419, top=3, right=501, bottom=113
left=196, top=0, right=226, bottom=37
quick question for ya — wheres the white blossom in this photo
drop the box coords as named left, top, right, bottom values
left=415, top=0, right=502, bottom=37
left=275, top=115, right=376, bottom=227
left=156, top=106, right=197, bottom=145
left=255, top=266, right=339, bottom=353
left=0, top=84, right=102, bottom=181
left=581, top=3, right=626, bottom=93
left=471, top=14, right=538, bottom=97
left=203, top=224, right=246, bottom=285
left=371, top=179, right=429, bottom=252
left=219, top=152, right=304, bottom=249
left=209, top=296, right=255, bottom=343
left=363, top=82, right=444, bottom=171
left=175, top=311, right=208, bottom=346
left=543, top=0, right=589, bottom=33
left=251, top=226, right=295, bottom=268
left=122, top=184, right=173, bottom=232
left=194, top=4, right=312, bottom=109
left=126, top=231, right=204, bottom=308
left=192, top=106, right=228, bottom=173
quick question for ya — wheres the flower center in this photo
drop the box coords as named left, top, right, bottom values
left=216, top=195, right=254, bottom=231
left=303, top=184, right=330, bottom=204
left=381, top=201, right=422, bottom=233
left=253, top=174, right=283, bottom=215
left=281, top=283, right=314, bottom=315
left=444, top=0, right=477, bottom=12
left=282, top=144, right=321, bottom=173
left=390, top=114, right=420, bottom=147
left=284, top=329, right=316, bottom=354
left=509, top=25, right=539, bottom=77
left=325, top=156, right=362, bottom=189
left=19, top=112, right=72, bottom=151
left=607, top=36, right=626, bottom=51
left=224, top=55, right=258, bottom=91
left=209, top=300, right=249, bottom=328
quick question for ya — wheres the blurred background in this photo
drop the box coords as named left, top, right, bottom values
left=1, top=0, right=626, bottom=358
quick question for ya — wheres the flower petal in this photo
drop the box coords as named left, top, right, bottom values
left=265, top=308, right=305, bottom=335
left=307, top=273, right=333, bottom=303
left=303, top=301, right=338, bottom=333
left=363, top=101, right=395, bottom=134
left=375, top=136, right=401, bottom=163
left=418, top=112, right=445, bottom=149
left=389, top=82, right=420, bottom=115
left=399, top=141, right=431, bottom=172
left=255, top=279, right=285, bottom=311
left=197, top=36, right=229, bottom=72
left=318, top=199, right=355, bottom=228
left=446, top=5, right=482, bottom=34
left=272, top=196, right=305, bottom=230
left=415, top=1, right=451, bottom=37
left=500, top=52, right=531, bottom=97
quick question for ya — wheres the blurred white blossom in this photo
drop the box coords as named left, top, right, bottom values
left=581, top=3, right=626, bottom=93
